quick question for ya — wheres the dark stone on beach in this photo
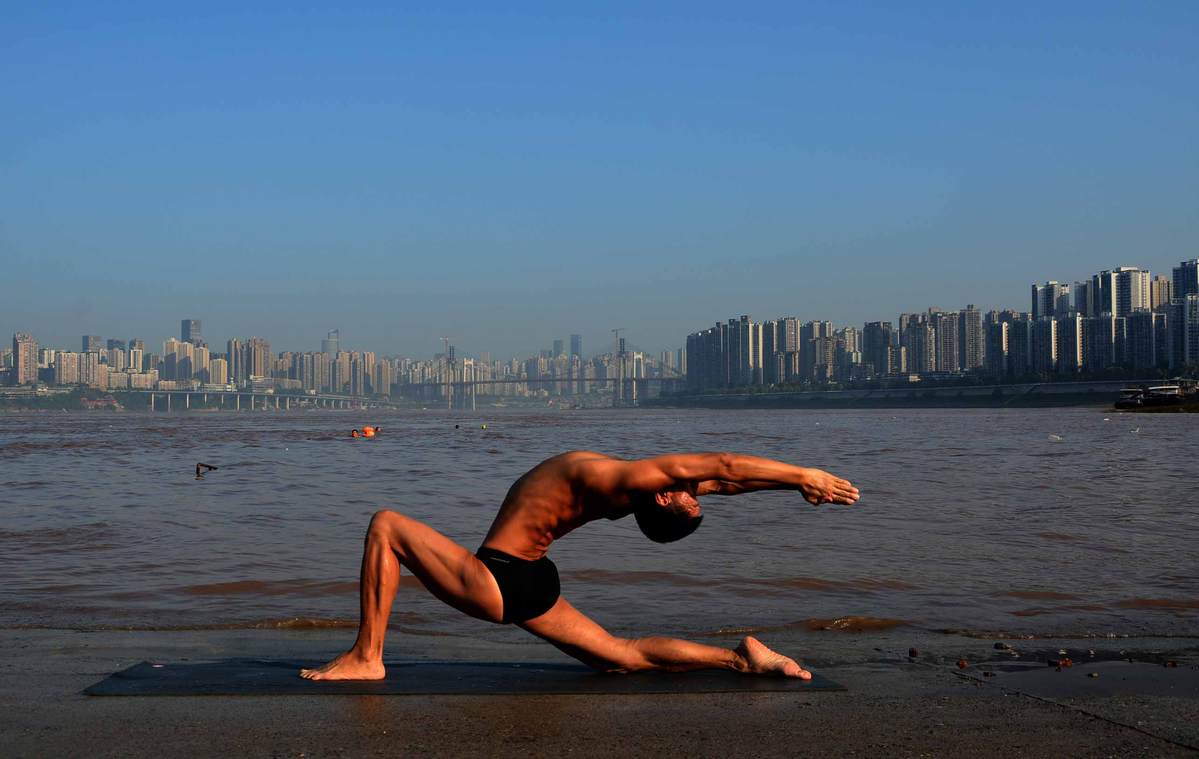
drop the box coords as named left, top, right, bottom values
left=994, top=642, right=1013, bottom=651
left=908, top=648, right=919, bottom=658
left=1088, top=672, right=1099, bottom=678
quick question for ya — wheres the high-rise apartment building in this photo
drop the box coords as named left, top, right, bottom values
left=931, top=312, right=959, bottom=372
left=901, top=315, right=936, bottom=374
left=11, top=333, right=38, bottom=385
left=1113, top=267, right=1151, bottom=317
left=861, top=321, right=893, bottom=377
left=226, top=339, right=244, bottom=385
left=1185, top=295, right=1199, bottom=366
left=1151, top=275, right=1173, bottom=312
left=1055, top=314, right=1083, bottom=373
left=1007, top=318, right=1034, bottom=376
left=1031, top=319, right=1058, bottom=374
left=1126, top=310, right=1165, bottom=370
left=82, top=335, right=103, bottom=353
left=246, top=337, right=271, bottom=379
left=1084, top=315, right=1118, bottom=371
left=208, top=357, right=229, bottom=385
left=958, top=305, right=984, bottom=371
left=1072, top=281, right=1091, bottom=318
left=985, top=321, right=1009, bottom=376
left=1031, top=282, right=1070, bottom=320
left=55, top=351, right=81, bottom=385
left=570, top=334, right=582, bottom=358
left=1172, top=260, right=1199, bottom=301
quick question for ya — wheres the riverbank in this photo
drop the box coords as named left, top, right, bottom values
left=645, top=380, right=1137, bottom=409
left=4, top=628, right=1195, bottom=757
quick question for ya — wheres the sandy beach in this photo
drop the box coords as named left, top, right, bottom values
left=4, top=628, right=1195, bottom=757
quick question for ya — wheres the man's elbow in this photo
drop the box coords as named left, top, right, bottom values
left=714, top=452, right=737, bottom=481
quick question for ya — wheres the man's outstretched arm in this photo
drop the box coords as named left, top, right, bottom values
left=607, top=452, right=859, bottom=506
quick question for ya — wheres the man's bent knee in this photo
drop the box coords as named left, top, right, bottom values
left=367, top=509, right=405, bottom=540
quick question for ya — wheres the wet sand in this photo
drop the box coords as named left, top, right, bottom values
left=3, top=629, right=1196, bottom=757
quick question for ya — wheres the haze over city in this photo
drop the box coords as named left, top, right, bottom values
left=3, top=3, right=1196, bottom=357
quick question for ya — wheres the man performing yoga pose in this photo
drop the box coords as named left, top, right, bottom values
left=301, top=451, right=860, bottom=681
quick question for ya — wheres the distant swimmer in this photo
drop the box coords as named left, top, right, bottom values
left=301, top=451, right=860, bottom=682
left=351, top=429, right=361, bottom=438
left=195, top=462, right=219, bottom=480
left=362, top=426, right=380, bottom=438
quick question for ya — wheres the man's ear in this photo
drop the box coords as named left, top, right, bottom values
left=654, top=492, right=671, bottom=506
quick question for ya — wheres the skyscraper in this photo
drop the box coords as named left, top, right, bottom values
left=552, top=339, right=564, bottom=357
left=322, top=329, right=340, bottom=356
left=1174, top=260, right=1199, bottom=301
left=11, top=333, right=38, bottom=386
left=570, top=334, right=582, bottom=358
left=181, top=319, right=203, bottom=346
left=82, top=335, right=103, bottom=353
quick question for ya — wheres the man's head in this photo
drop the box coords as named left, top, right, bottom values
left=633, top=488, right=703, bottom=543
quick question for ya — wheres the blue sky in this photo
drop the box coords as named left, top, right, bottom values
left=3, top=2, right=1196, bottom=357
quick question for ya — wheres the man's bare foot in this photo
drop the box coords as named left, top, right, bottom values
left=736, top=636, right=811, bottom=679
left=300, top=650, right=386, bottom=681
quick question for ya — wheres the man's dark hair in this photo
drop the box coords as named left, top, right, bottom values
left=634, top=505, right=704, bottom=544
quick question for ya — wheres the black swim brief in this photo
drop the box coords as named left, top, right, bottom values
left=476, top=546, right=560, bottom=624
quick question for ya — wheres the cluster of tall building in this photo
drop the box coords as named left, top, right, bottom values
left=3, top=322, right=681, bottom=402
left=686, top=260, right=1199, bottom=391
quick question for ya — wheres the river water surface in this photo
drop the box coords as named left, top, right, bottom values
left=1, top=408, right=1195, bottom=643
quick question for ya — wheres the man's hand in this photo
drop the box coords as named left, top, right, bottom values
left=797, top=468, right=859, bottom=506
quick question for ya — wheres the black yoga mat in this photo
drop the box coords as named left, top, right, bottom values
left=85, top=659, right=845, bottom=696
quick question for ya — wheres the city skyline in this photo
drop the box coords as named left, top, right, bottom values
left=6, top=258, right=1197, bottom=402
left=4, top=5, right=1197, bottom=357
left=3, top=257, right=1192, bottom=361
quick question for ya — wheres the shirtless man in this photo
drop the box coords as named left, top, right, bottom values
left=301, top=451, right=860, bottom=681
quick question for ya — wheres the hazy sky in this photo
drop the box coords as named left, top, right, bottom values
left=3, top=2, right=1196, bottom=358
